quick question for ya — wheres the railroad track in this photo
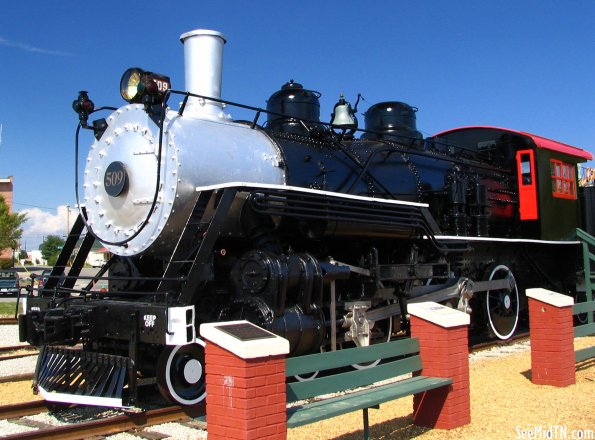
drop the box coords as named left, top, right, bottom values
left=0, top=400, right=52, bottom=420
left=0, top=372, right=34, bottom=384
left=0, top=345, right=38, bottom=362
left=0, top=401, right=205, bottom=440
left=0, top=345, right=38, bottom=383
left=0, top=345, right=36, bottom=354
left=0, top=318, right=18, bottom=325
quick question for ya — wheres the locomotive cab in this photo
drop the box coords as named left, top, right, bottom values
left=434, top=126, right=593, bottom=240
left=526, top=135, right=591, bottom=240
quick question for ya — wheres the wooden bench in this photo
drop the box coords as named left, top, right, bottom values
left=285, top=338, right=452, bottom=439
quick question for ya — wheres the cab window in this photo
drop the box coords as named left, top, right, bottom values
left=520, top=153, right=532, bottom=185
left=550, top=159, right=576, bottom=199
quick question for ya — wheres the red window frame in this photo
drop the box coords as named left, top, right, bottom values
left=550, top=159, right=576, bottom=200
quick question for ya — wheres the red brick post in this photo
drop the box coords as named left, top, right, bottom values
left=200, top=321, right=290, bottom=440
left=526, top=288, right=575, bottom=387
left=408, top=302, right=471, bottom=429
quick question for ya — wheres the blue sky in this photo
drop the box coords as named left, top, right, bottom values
left=1, top=0, right=594, bottom=250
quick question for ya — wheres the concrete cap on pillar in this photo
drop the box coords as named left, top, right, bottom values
left=200, top=320, right=290, bottom=359
left=526, top=288, right=574, bottom=307
left=408, top=301, right=470, bottom=328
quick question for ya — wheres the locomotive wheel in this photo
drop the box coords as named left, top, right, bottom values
left=485, top=264, right=519, bottom=340
left=156, top=339, right=206, bottom=406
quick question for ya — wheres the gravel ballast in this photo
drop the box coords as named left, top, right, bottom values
left=0, top=325, right=26, bottom=348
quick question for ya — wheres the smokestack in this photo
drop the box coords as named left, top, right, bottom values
left=179, top=29, right=227, bottom=117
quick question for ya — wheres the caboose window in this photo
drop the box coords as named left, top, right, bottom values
left=550, top=159, right=576, bottom=199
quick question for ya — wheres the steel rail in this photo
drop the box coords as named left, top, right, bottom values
left=0, top=400, right=52, bottom=420
left=0, top=372, right=34, bottom=384
left=0, top=404, right=204, bottom=440
left=0, top=345, right=38, bottom=354
left=0, top=318, right=18, bottom=325
left=0, top=352, right=37, bottom=362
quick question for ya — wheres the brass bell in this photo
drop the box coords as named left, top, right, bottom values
left=330, top=94, right=357, bottom=128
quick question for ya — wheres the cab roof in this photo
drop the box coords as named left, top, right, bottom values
left=434, top=126, right=593, bottom=161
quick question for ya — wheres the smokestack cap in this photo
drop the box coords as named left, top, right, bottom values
left=180, top=29, right=227, bottom=43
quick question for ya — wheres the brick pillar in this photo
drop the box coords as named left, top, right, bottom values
left=408, top=302, right=471, bottom=429
left=200, top=321, right=290, bottom=440
left=526, top=288, right=575, bottom=387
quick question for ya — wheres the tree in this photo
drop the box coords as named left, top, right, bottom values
left=0, top=195, right=26, bottom=268
left=40, top=235, right=65, bottom=266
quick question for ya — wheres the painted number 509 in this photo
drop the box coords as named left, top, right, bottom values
left=105, top=170, right=125, bottom=188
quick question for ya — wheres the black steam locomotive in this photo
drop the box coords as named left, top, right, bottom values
left=18, top=29, right=594, bottom=408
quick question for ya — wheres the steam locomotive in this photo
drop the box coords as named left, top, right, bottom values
left=18, top=29, right=593, bottom=408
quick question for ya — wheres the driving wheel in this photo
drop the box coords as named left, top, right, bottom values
left=485, top=264, right=519, bottom=340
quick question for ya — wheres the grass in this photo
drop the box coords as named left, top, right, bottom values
left=0, top=301, right=21, bottom=317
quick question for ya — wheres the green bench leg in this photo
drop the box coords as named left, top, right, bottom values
left=362, top=405, right=380, bottom=440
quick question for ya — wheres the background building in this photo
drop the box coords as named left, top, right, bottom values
left=0, top=176, right=14, bottom=261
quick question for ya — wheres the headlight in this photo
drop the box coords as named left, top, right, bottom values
left=121, top=68, right=143, bottom=101
left=120, top=67, right=171, bottom=105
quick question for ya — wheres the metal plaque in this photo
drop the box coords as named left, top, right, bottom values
left=215, top=322, right=276, bottom=341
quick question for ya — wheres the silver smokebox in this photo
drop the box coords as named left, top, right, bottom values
left=85, top=29, right=285, bottom=256
left=179, top=29, right=227, bottom=118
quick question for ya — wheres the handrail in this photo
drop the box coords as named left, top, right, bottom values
left=576, top=227, right=595, bottom=248
left=575, top=228, right=594, bottom=328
